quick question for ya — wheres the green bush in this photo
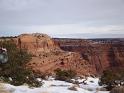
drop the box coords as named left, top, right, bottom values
left=54, top=68, right=77, bottom=81
left=99, top=68, right=124, bottom=90
left=0, top=40, right=42, bottom=87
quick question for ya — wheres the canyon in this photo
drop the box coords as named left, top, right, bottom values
left=1, top=33, right=124, bottom=76
left=54, top=38, right=124, bottom=74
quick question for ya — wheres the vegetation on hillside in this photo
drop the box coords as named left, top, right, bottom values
left=54, top=68, right=77, bottom=81
left=0, top=40, right=42, bottom=87
left=99, top=68, right=124, bottom=90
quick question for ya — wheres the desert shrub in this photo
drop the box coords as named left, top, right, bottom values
left=68, top=86, right=77, bottom=91
left=0, top=40, right=42, bottom=87
left=99, top=68, right=124, bottom=90
left=33, top=72, right=49, bottom=80
left=110, top=86, right=124, bottom=93
left=54, top=68, right=77, bottom=81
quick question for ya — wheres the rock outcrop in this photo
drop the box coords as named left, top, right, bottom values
left=14, top=33, right=96, bottom=75
left=14, top=33, right=59, bottom=56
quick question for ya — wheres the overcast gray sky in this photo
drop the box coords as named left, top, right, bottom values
left=0, top=0, right=124, bottom=38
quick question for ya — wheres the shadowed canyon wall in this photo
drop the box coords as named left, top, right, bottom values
left=54, top=38, right=124, bottom=74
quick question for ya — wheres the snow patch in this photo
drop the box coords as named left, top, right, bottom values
left=2, top=77, right=109, bottom=93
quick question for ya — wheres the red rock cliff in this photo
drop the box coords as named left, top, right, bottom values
left=54, top=38, right=124, bottom=74
left=14, top=34, right=96, bottom=76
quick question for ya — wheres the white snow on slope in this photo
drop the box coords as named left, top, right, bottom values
left=79, top=77, right=101, bottom=91
left=3, top=77, right=109, bottom=93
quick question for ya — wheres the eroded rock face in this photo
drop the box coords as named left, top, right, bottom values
left=27, top=51, right=96, bottom=75
left=15, top=33, right=95, bottom=75
left=15, top=33, right=59, bottom=56
left=11, top=34, right=124, bottom=75
left=54, top=38, right=124, bottom=74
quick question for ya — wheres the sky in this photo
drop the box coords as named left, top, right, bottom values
left=0, top=0, right=124, bottom=38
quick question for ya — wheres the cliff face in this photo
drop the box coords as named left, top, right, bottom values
left=15, top=33, right=58, bottom=56
left=15, top=34, right=96, bottom=75
left=54, top=38, right=124, bottom=74
left=13, top=34, right=124, bottom=75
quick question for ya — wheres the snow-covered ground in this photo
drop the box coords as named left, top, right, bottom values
left=1, top=77, right=109, bottom=93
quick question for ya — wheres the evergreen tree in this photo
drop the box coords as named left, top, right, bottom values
left=0, top=40, right=42, bottom=87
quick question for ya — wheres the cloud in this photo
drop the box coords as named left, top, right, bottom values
left=0, top=24, right=124, bottom=37
left=0, top=0, right=124, bottom=25
left=0, top=0, right=124, bottom=37
left=0, top=0, right=48, bottom=11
